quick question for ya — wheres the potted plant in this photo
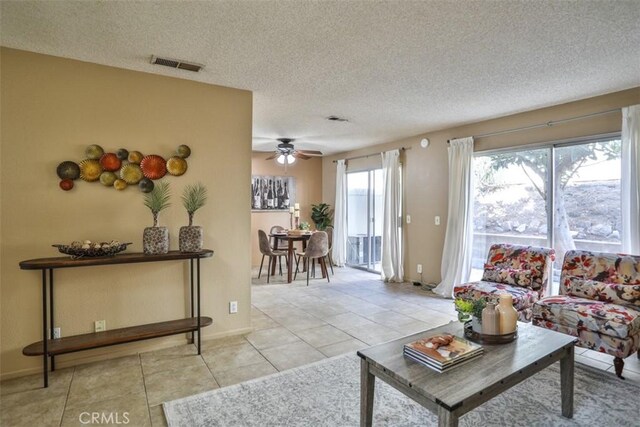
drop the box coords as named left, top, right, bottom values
left=180, top=183, right=207, bottom=252
left=311, top=203, right=332, bottom=230
left=142, top=181, right=171, bottom=254
left=454, top=297, right=486, bottom=332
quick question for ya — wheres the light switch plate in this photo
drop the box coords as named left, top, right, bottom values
left=406, top=215, right=411, bottom=224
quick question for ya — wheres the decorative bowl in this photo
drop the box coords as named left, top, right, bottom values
left=140, top=155, right=167, bottom=180
left=53, top=242, right=132, bottom=259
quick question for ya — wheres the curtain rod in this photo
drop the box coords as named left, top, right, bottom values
left=332, top=146, right=410, bottom=163
left=447, top=108, right=620, bottom=143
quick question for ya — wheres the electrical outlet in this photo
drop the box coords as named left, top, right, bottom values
left=94, top=320, right=106, bottom=333
left=53, top=328, right=61, bottom=339
left=417, top=264, right=423, bottom=274
left=435, top=216, right=441, bottom=226
left=229, top=301, right=238, bottom=314
left=406, top=214, right=411, bottom=224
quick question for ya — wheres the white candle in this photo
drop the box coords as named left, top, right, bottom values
left=294, top=203, right=300, bottom=210
left=289, top=207, right=294, bottom=213
left=294, top=211, right=300, bottom=218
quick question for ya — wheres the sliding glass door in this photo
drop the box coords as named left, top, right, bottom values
left=346, top=169, right=383, bottom=272
left=472, top=135, right=622, bottom=291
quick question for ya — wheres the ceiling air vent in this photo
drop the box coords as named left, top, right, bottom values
left=150, top=55, right=204, bottom=72
left=326, top=115, right=349, bottom=122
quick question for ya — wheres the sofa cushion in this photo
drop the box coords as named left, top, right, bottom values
left=484, top=243, right=554, bottom=292
left=454, top=281, right=540, bottom=312
left=482, top=265, right=536, bottom=288
left=560, top=251, right=640, bottom=295
left=531, top=318, right=638, bottom=359
left=533, top=295, right=640, bottom=339
left=564, top=276, right=640, bottom=308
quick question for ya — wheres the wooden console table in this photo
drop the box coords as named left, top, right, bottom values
left=19, top=249, right=214, bottom=388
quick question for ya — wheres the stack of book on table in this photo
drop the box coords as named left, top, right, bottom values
left=403, top=333, right=483, bottom=372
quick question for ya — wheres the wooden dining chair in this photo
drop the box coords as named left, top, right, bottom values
left=258, top=230, right=288, bottom=283
left=294, top=231, right=330, bottom=286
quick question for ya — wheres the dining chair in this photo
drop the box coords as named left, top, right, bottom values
left=269, top=225, right=290, bottom=275
left=294, top=231, right=330, bottom=286
left=258, top=230, right=288, bottom=283
left=324, top=226, right=335, bottom=275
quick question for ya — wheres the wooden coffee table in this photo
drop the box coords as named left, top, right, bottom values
left=357, top=322, right=577, bottom=426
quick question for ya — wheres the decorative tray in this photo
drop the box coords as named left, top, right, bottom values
left=52, top=242, right=132, bottom=259
left=287, top=230, right=312, bottom=236
left=463, top=322, right=517, bottom=344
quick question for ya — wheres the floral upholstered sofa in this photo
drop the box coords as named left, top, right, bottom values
left=454, top=243, right=556, bottom=322
left=533, top=250, right=640, bottom=378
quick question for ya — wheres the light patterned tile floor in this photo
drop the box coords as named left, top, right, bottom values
left=1, top=266, right=638, bottom=426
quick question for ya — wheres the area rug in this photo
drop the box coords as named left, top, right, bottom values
left=163, top=354, right=637, bottom=427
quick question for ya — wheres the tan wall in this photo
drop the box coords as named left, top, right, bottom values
left=323, top=87, right=640, bottom=285
left=251, top=152, right=323, bottom=266
left=0, top=48, right=253, bottom=378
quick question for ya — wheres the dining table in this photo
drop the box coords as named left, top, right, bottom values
left=270, top=232, right=324, bottom=283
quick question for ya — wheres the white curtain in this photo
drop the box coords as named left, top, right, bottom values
left=621, top=104, right=640, bottom=255
left=380, top=149, right=403, bottom=282
left=332, top=159, right=347, bottom=266
left=434, top=137, right=474, bottom=298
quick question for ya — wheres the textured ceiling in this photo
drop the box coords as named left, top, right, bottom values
left=2, top=1, right=639, bottom=155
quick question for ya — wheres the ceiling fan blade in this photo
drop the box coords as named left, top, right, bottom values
left=293, top=152, right=311, bottom=160
left=265, top=152, right=279, bottom=160
left=296, top=150, right=323, bottom=156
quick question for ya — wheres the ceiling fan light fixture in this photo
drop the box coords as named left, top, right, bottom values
left=276, top=154, right=296, bottom=165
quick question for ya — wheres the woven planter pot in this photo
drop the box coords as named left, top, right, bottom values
left=179, top=225, right=203, bottom=252
left=143, top=226, right=169, bottom=254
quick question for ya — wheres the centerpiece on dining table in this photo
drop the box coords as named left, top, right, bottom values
left=287, top=221, right=312, bottom=236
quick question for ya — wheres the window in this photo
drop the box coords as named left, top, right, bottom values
left=346, top=169, right=383, bottom=272
left=472, top=136, right=622, bottom=292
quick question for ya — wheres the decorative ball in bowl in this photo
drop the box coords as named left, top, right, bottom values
left=53, top=240, right=132, bottom=259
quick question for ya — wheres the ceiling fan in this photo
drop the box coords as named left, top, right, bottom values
left=264, top=138, right=323, bottom=165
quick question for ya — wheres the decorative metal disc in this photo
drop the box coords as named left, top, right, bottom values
left=56, top=161, right=80, bottom=180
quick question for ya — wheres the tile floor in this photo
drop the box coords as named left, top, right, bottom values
left=1, top=266, right=639, bottom=426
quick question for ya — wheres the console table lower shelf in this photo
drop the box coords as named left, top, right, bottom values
left=23, top=317, right=213, bottom=356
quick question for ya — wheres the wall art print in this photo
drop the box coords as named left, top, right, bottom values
left=251, top=175, right=295, bottom=211
left=56, top=144, right=192, bottom=193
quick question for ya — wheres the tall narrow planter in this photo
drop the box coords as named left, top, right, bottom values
left=143, top=226, right=169, bottom=254
left=179, top=225, right=203, bottom=252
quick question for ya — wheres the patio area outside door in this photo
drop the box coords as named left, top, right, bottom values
left=346, top=169, right=383, bottom=272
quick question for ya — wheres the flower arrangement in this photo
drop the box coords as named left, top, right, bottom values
left=298, top=221, right=311, bottom=231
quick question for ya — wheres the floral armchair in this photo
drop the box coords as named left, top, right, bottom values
left=454, top=243, right=556, bottom=322
left=533, top=250, right=640, bottom=378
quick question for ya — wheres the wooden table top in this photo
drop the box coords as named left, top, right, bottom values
left=19, top=250, right=214, bottom=270
left=357, top=321, right=577, bottom=409
left=270, top=233, right=312, bottom=240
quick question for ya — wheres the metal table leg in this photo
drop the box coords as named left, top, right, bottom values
left=190, top=259, right=194, bottom=343
left=197, top=258, right=201, bottom=355
left=41, top=270, right=48, bottom=388
left=49, top=269, right=55, bottom=371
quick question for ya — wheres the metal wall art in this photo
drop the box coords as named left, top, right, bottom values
left=56, top=144, right=191, bottom=193
left=251, top=175, right=295, bottom=211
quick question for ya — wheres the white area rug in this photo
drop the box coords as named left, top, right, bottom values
left=163, top=353, right=637, bottom=426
